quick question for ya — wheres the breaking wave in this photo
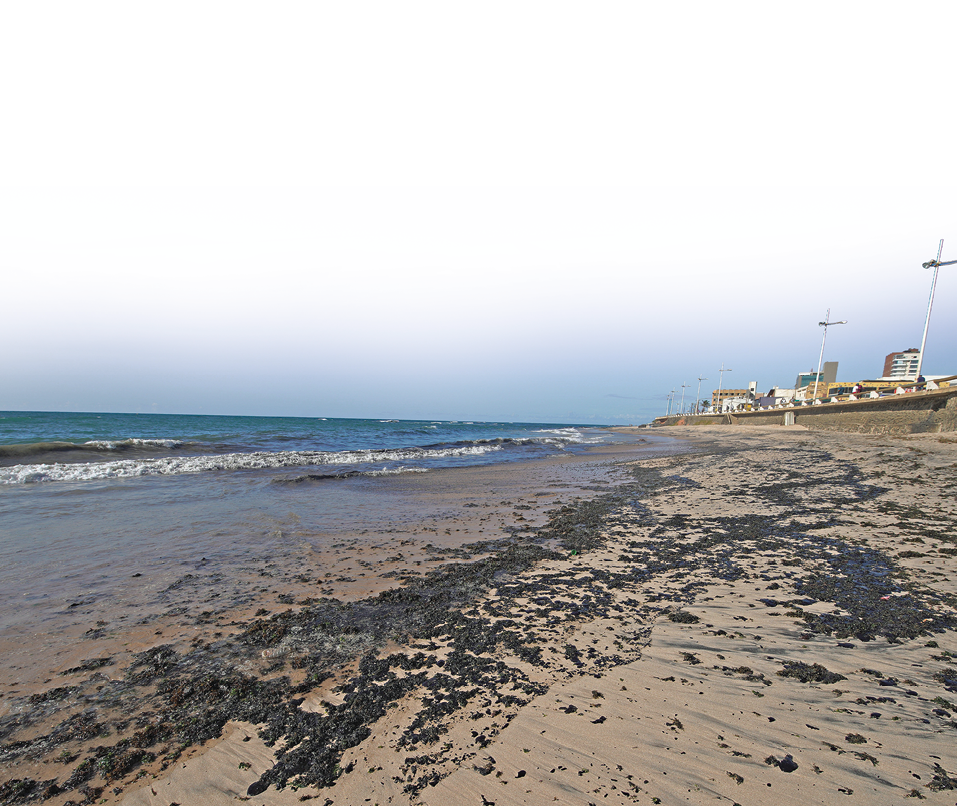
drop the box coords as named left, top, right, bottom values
left=0, top=443, right=501, bottom=485
left=533, top=427, right=602, bottom=445
left=0, top=438, right=189, bottom=463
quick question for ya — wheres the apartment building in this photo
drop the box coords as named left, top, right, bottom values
left=882, top=348, right=921, bottom=379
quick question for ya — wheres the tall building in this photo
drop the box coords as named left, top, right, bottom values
left=794, top=361, right=838, bottom=390
left=882, top=348, right=920, bottom=379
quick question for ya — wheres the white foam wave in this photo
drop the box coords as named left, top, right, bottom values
left=83, top=438, right=185, bottom=450
left=365, top=466, right=429, bottom=476
left=0, top=443, right=502, bottom=485
left=533, top=427, right=600, bottom=444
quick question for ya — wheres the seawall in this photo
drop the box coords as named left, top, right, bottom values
left=651, top=386, right=956, bottom=435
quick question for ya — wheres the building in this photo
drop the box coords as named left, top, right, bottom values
left=795, top=381, right=831, bottom=401
left=794, top=361, right=838, bottom=390
left=758, top=387, right=796, bottom=407
left=882, top=348, right=920, bottom=379
left=712, top=388, right=747, bottom=408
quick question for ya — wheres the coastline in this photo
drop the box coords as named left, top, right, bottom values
left=0, top=435, right=679, bottom=692
left=0, top=436, right=680, bottom=801
left=0, top=427, right=955, bottom=805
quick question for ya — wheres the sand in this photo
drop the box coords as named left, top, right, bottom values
left=1, top=426, right=956, bottom=805
left=324, top=427, right=956, bottom=806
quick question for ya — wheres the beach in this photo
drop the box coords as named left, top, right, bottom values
left=0, top=425, right=956, bottom=805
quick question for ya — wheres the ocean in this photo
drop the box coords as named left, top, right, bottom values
left=0, top=411, right=605, bottom=483
left=0, top=411, right=677, bottom=694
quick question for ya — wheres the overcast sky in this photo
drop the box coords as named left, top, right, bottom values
left=1, top=2, right=958, bottom=424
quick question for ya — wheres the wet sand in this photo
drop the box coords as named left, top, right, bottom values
left=0, top=427, right=955, bottom=805
left=0, top=438, right=674, bottom=687
left=0, top=436, right=680, bottom=800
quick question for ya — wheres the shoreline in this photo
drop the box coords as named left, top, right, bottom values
left=0, top=428, right=955, bottom=805
left=0, top=438, right=681, bottom=799
left=0, top=435, right=678, bottom=679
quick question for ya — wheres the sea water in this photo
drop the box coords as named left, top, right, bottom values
left=0, top=412, right=664, bottom=652
left=0, top=411, right=602, bottom=483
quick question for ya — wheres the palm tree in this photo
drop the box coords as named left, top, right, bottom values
left=701, top=399, right=711, bottom=413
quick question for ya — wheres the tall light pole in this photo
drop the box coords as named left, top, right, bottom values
left=716, top=364, right=732, bottom=413
left=918, top=239, right=957, bottom=378
left=679, top=383, right=690, bottom=415
left=667, top=389, right=675, bottom=417
left=812, top=309, right=847, bottom=401
left=695, top=376, right=707, bottom=414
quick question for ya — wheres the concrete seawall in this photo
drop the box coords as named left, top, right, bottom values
left=651, top=387, right=956, bottom=435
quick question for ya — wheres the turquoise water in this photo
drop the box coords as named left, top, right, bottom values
left=0, top=409, right=689, bottom=713
left=0, top=411, right=645, bottom=637
left=0, top=411, right=603, bottom=483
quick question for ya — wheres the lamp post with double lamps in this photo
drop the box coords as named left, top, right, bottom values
left=918, top=239, right=957, bottom=378
left=695, top=376, right=707, bottom=414
left=679, top=383, right=690, bottom=415
left=811, top=309, right=846, bottom=401
left=716, top=364, right=732, bottom=413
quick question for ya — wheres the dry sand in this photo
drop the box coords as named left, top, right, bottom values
left=3, top=426, right=956, bottom=805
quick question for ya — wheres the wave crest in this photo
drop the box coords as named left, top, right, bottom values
left=0, top=443, right=501, bottom=485
left=0, top=438, right=187, bottom=463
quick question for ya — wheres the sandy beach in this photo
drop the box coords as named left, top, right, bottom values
left=1, top=426, right=956, bottom=805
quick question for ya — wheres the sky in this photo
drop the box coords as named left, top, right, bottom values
left=0, top=2, right=959, bottom=424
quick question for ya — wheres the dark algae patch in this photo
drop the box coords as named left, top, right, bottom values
left=792, top=541, right=956, bottom=641
left=926, top=763, right=957, bottom=791
left=765, top=753, right=799, bottom=772
left=777, top=662, right=847, bottom=685
left=0, top=439, right=956, bottom=802
left=0, top=476, right=651, bottom=802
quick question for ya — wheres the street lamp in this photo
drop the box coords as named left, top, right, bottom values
left=918, top=239, right=957, bottom=378
left=679, top=383, right=690, bottom=415
left=716, top=364, right=732, bottom=413
left=667, top=389, right=675, bottom=417
left=695, top=376, right=707, bottom=414
left=812, top=309, right=846, bottom=401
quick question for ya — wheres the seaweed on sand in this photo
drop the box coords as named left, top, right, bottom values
left=777, top=662, right=847, bottom=684
left=0, top=443, right=956, bottom=803
left=0, top=483, right=634, bottom=802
